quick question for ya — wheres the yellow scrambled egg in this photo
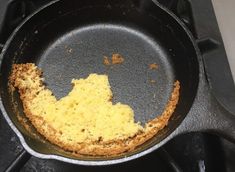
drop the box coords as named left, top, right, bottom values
left=28, top=74, right=143, bottom=143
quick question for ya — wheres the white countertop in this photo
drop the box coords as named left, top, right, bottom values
left=212, top=0, right=235, bottom=82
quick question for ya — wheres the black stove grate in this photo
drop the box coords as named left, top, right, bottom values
left=0, top=0, right=233, bottom=171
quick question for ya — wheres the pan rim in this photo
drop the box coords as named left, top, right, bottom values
left=0, top=0, right=202, bottom=165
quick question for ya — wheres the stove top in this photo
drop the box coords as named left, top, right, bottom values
left=0, top=0, right=234, bottom=172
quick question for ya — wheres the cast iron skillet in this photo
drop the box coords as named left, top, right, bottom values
left=0, top=0, right=235, bottom=166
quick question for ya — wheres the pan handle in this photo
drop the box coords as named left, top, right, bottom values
left=172, top=0, right=235, bottom=143
left=174, top=81, right=235, bottom=143
left=156, top=0, right=235, bottom=117
left=190, top=0, right=235, bottom=116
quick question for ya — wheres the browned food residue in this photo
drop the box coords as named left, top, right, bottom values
left=149, top=63, right=158, bottom=70
left=103, top=53, right=124, bottom=66
left=103, top=56, right=110, bottom=65
left=111, top=53, right=124, bottom=64
left=65, top=45, right=73, bottom=54
left=67, top=48, right=73, bottom=53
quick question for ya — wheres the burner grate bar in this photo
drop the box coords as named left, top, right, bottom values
left=159, top=148, right=183, bottom=172
left=5, top=150, right=31, bottom=172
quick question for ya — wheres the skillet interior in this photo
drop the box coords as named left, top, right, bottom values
left=0, top=0, right=199, bottom=161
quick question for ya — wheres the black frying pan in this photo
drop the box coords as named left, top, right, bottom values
left=0, top=0, right=235, bottom=166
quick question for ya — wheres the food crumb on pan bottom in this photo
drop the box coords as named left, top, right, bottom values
left=103, top=53, right=125, bottom=66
